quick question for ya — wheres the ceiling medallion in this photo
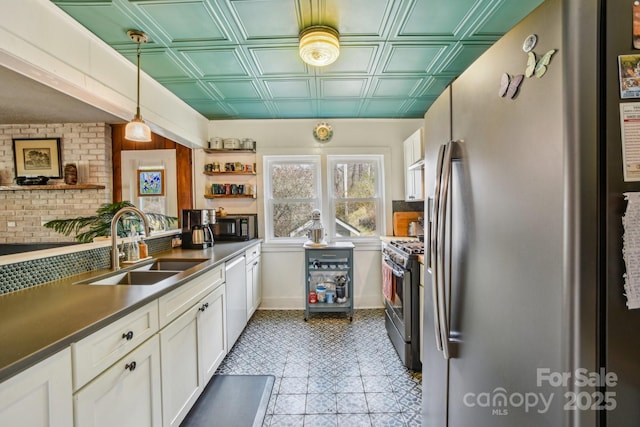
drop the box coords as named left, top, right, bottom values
left=313, top=122, right=333, bottom=143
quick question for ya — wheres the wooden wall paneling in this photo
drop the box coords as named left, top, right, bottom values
left=111, top=124, right=193, bottom=216
left=176, top=144, right=193, bottom=216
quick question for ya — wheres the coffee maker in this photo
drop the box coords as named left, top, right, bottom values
left=181, top=209, right=214, bottom=249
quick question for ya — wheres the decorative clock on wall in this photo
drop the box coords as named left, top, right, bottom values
left=313, top=122, right=333, bottom=143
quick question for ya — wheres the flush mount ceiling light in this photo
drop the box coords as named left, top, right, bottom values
left=124, top=29, right=151, bottom=142
left=299, top=25, right=340, bottom=67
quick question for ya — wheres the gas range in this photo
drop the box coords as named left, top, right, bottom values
left=382, top=238, right=423, bottom=371
left=383, top=239, right=424, bottom=268
left=389, top=240, right=424, bottom=255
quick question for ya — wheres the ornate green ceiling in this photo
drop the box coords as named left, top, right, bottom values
left=51, top=0, right=544, bottom=120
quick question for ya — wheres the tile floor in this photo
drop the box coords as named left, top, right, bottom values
left=215, top=309, right=422, bottom=427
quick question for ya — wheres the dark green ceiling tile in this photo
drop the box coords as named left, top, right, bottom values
left=402, top=97, right=438, bottom=117
left=320, top=45, right=378, bottom=74
left=186, top=100, right=235, bottom=118
left=318, top=99, right=363, bottom=117
left=264, top=79, right=313, bottom=98
left=180, top=49, right=248, bottom=77
left=161, top=81, right=216, bottom=100
left=320, top=78, right=367, bottom=98
left=361, top=98, right=408, bottom=117
left=473, top=0, right=544, bottom=37
left=438, top=42, right=493, bottom=74
left=383, top=45, right=447, bottom=73
left=52, top=0, right=540, bottom=119
left=275, top=100, right=316, bottom=117
left=136, top=1, right=227, bottom=42
left=226, top=101, right=273, bottom=117
left=398, top=0, right=477, bottom=37
left=419, top=76, right=454, bottom=96
left=250, top=47, right=306, bottom=75
left=121, top=51, right=190, bottom=79
left=210, top=80, right=262, bottom=100
left=372, top=77, right=423, bottom=97
left=336, top=0, right=394, bottom=36
left=52, top=2, right=135, bottom=44
left=229, top=0, right=299, bottom=39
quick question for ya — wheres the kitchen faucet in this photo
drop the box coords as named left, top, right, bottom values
left=111, top=206, right=151, bottom=270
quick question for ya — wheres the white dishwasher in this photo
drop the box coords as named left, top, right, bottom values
left=225, top=255, right=247, bottom=349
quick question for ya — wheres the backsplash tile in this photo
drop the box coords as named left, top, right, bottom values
left=0, top=235, right=175, bottom=295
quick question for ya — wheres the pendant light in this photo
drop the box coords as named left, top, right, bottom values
left=124, top=29, right=151, bottom=142
left=299, top=25, right=340, bottom=67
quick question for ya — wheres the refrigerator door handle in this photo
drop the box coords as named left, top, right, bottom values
left=437, top=140, right=454, bottom=360
left=430, top=143, right=446, bottom=353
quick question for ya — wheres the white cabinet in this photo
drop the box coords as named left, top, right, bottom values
left=74, top=335, right=162, bottom=427
left=198, top=284, right=226, bottom=385
left=160, top=283, right=226, bottom=427
left=404, top=128, right=424, bottom=201
left=226, top=255, right=247, bottom=349
left=158, top=265, right=224, bottom=328
left=245, top=243, right=261, bottom=320
left=0, top=348, right=72, bottom=427
left=72, top=301, right=159, bottom=391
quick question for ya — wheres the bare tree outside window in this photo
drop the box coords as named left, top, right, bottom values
left=266, top=158, right=321, bottom=239
left=329, top=156, right=383, bottom=238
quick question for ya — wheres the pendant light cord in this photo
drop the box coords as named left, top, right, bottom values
left=135, top=41, right=141, bottom=119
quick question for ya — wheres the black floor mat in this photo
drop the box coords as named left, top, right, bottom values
left=180, top=375, right=274, bottom=427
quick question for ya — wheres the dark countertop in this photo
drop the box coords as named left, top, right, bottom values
left=0, top=240, right=261, bottom=383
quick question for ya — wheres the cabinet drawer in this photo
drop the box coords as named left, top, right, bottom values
left=158, top=264, right=224, bottom=328
left=72, top=301, right=159, bottom=391
left=245, top=244, right=261, bottom=263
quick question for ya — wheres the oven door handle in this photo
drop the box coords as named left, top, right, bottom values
left=430, top=143, right=445, bottom=353
left=383, top=255, right=405, bottom=278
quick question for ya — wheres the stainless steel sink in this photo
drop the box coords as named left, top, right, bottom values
left=135, top=259, right=208, bottom=272
left=85, top=270, right=179, bottom=286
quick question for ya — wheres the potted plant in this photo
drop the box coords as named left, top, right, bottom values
left=43, top=201, right=178, bottom=243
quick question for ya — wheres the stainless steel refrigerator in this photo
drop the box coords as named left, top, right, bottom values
left=421, top=0, right=640, bottom=425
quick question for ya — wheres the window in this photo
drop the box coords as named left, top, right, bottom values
left=264, top=154, right=385, bottom=244
left=328, top=155, right=384, bottom=240
left=263, top=156, right=321, bottom=241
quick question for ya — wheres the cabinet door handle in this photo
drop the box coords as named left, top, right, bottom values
left=199, top=302, right=209, bottom=312
left=122, top=331, right=134, bottom=341
left=253, top=261, right=258, bottom=266
left=125, top=361, right=137, bottom=372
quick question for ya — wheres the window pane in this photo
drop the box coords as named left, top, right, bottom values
left=334, top=201, right=377, bottom=237
left=272, top=164, right=316, bottom=198
left=332, top=162, right=377, bottom=198
left=272, top=201, right=316, bottom=237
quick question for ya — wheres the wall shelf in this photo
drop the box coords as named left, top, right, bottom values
left=203, top=171, right=256, bottom=176
left=203, top=149, right=256, bottom=154
left=204, top=194, right=256, bottom=199
left=0, top=184, right=105, bottom=191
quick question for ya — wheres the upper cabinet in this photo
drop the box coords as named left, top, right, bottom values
left=403, top=128, right=424, bottom=201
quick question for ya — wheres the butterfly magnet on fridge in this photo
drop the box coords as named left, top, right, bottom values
left=498, top=73, right=524, bottom=99
left=525, top=49, right=557, bottom=78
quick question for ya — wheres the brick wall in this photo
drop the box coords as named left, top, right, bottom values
left=0, top=123, right=112, bottom=243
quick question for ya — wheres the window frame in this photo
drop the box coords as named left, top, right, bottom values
left=326, top=154, right=385, bottom=242
left=262, top=155, right=322, bottom=243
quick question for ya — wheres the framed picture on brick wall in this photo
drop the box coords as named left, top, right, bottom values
left=12, top=138, right=62, bottom=178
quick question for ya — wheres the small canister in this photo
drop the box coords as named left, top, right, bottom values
left=326, top=291, right=336, bottom=304
left=316, top=285, right=326, bottom=303
left=209, top=137, right=223, bottom=149
left=309, top=291, right=317, bottom=304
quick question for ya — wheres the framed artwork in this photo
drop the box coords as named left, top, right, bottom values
left=137, top=169, right=165, bottom=196
left=12, top=138, right=62, bottom=178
